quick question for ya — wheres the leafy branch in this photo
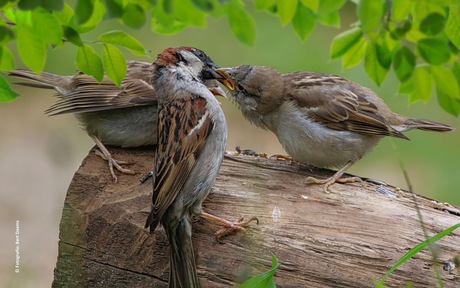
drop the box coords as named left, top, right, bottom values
left=1, top=0, right=459, bottom=115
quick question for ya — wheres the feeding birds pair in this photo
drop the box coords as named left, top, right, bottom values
left=9, top=46, right=453, bottom=287
left=10, top=47, right=453, bottom=191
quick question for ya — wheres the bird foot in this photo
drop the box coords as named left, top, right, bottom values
left=214, top=216, right=259, bottom=243
left=95, top=150, right=136, bottom=183
left=199, top=212, right=258, bottom=243
left=305, top=176, right=362, bottom=193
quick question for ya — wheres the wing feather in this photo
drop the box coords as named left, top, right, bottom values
left=145, top=96, right=213, bottom=233
left=45, top=61, right=157, bottom=115
left=287, top=72, right=408, bottom=139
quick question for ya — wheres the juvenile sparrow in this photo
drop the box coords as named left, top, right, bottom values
left=145, top=47, right=255, bottom=287
left=9, top=62, right=225, bottom=182
left=217, top=65, right=453, bottom=192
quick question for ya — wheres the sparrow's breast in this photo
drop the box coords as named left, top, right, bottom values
left=269, top=101, right=382, bottom=168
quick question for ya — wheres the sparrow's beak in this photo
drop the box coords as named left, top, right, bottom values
left=215, top=68, right=235, bottom=91
left=208, top=85, right=227, bottom=98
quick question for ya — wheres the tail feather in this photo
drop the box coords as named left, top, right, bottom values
left=164, top=218, right=200, bottom=288
left=404, top=118, right=454, bottom=132
left=8, top=69, right=70, bottom=91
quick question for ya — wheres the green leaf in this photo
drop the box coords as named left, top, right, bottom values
left=174, top=0, right=207, bottom=27
left=14, top=10, right=33, bottom=26
left=413, top=1, right=445, bottom=23
left=419, top=13, right=446, bottom=36
left=364, top=41, right=388, bottom=86
left=103, top=0, right=123, bottom=18
left=330, top=27, right=363, bottom=59
left=0, top=25, right=14, bottom=46
left=75, top=0, right=94, bottom=25
left=358, top=0, right=384, bottom=33
left=255, top=0, right=275, bottom=10
left=75, top=44, right=104, bottom=82
left=162, top=0, right=173, bottom=13
left=277, top=0, right=298, bottom=25
left=41, top=0, right=64, bottom=11
left=393, top=46, right=415, bottom=82
left=20, top=0, right=64, bottom=11
left=417, top=38, right=451, bottom=65
left=152, top=0, right=187, bottom=34
left=398, top=75, right=413, bottom=95
left=102, top=44, right=126, bottom=86
left=191, top=0, right=213, bottom=12
left=377, top=223, right=460, bottom=287
left=409, top=66, right=431, bottom=103
left=226, top=1, right=256, bottom=45
left=316, top=10, right=340, bottom=27
left=239, top=254, right=278, bottom=288
left=15, top=25, right=46, bottom=73
left=317, top=0, right=345, bottom=14
left=375, top=41, right=392, bottom=70
left=137, top=0, right=154, bottom=11
left=17, top=0, right=40, bottom=10
left=432, top=65, right=460, bottom=100
left=446, top=5, right=460, bottom=49
left=0, top=46, right=14, bottom=71
left=391, top=0, right=412, bottom=22
left=292, top=4, right=315, bottom=40
left=342, top=37, right=367, bottom=69
left=98, top=30, right=146, bottom=55
left=78, top=0, right=106, bottom=32
left=4, top=8, right=16, bottom=23
left=452, top=61, right=460, bottom=88
left=0, top=74, right=20, bottom=102
left=438, top=92, right=460, bottom=116
left=32, top=9, right=62, bottom=45
left=53, top=3, right=74, bottom=25
left=393, top=19, right=412, bottom=39
left=122, top=3, right=146, bottom=29
left=63, top=26, right=83, bottom=46
left=300, top=0, right=318, bottom=13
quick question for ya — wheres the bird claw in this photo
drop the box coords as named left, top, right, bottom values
left=214, top=216, right=259, bottom=243
left=305, top=176, right=362, bottom=193
left=95, top=150, right=136, bottom=183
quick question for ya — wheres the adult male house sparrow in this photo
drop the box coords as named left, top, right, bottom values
left=145, top=47, right=255, bottom=287
left=217, top=65, right=453, bottom=192
left=9, top=62, right=225, bottom=182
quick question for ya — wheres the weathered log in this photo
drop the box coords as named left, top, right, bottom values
left=53, top=147, right=460, bottom=287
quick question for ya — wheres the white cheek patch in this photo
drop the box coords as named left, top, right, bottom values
left=180, top=52, right=204, bottom=77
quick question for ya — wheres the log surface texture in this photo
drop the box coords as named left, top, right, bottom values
left=53, top=147, right=460, bottom=287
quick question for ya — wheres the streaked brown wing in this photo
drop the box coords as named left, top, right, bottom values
left=46, top=61, right=157, bottom=115
left=286, top=72, right=407, bottom=139
left=145, top=96, right=214, bottom=232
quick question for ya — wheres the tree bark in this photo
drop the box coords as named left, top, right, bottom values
left=53, top=147, right=460, bottom=287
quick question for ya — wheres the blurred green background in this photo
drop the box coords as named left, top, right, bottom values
left=1, top=4, right=459, bottom=287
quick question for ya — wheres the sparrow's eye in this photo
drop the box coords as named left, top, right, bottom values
left=237, top=84, right=245, bottom=91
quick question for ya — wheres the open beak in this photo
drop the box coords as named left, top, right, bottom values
left=205, top=67, right=235, bottom=91
left=208, top=85, right=227, bottom=98
left=215, top=68, right=235, bottom=91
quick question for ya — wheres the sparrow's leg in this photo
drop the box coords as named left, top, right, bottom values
left=90, top=135, right=136, bottom=183
left=198, top=212, right=258, bottom=243
left=305, top=161, right=361, bottom=193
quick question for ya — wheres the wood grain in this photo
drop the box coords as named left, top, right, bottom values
left=53, top=147, right=460, bottom=287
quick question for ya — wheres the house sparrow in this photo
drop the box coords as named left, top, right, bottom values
left=145, top=47, right=256, bottom=288
left=9, top=62, right=225, bottom=182
left=217, top=65, right=453, bottom=192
